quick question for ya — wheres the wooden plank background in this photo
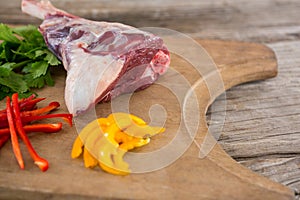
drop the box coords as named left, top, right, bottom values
left=1, top=0, right=300, bottom=199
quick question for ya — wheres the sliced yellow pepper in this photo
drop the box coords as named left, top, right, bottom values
left=97, top=118, right=111, bottom=127
left=124, top=124, right=165, bottom=138
left=119, top=138, right=150, bottom=151
left=71, top=136, right=83, bottom=159
left=71, top=112, right=165, bottom=175
left=83, top=147, right=98, bottom=168
left=102, top=123, right=121, bottom=148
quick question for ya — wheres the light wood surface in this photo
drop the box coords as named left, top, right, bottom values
left=0, top=0, right=299, bottom=199
left=0, top=38, right=293, bottom=200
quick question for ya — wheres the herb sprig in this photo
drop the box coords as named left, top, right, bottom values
left=0, top=23, right=61, bottom=100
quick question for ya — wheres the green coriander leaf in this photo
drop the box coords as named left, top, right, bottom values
left=0, top=24, right=59, bottom=100
left=24, top=68, right=55, bottom=88
left=0, top=51, right=5, bottom=60
left=0, top=43, right=4, bottom=60
left=12, top=25, right=45, bottom=46
left=10, top=49, right=30, bottom=58
left=0, top=77, right=13, bottom=99
left=12, top=46, right=43, bottom=60
left=17, top=91, right=33, bottom=99
left=21, top=63, right=32, bottom=73
left=12, top=25, right=37, bottom=38
left=0, top=63, right=14, bottom=76
left=0, top=72, right=28, bottom=93
left=1, top=62, right=15, bottom=69
left=25, top=73, right=45, bottom=88
left=15, top=42, right=34, bottom=56
left=30, top=61, right=48, bottom=78
left=0, top=90, right=11, bottom=100
left=0, top=85, right=10, bottom=93
left=0, top=68, right=11, bottom=77
left=35, top=49, right=46, bottom=57
left=0, top=85, right=31, bottom=100
left=10, top=60, right=31, bottom=70
left=44, top=50, right=61, bottom=65
left=0, top=23, right=21, bottom=44
left=1, top=41, right=19, bottom=62
left=44, top=69, right=55, bottom=86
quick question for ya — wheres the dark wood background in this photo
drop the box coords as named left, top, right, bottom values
left=1, top=0, right=300, bottom=199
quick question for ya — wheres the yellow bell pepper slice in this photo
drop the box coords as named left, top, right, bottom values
left=119, top=137, right=150, bottom=151
left=124, top=124, right=165, bottom=138
left=83, top=147, right=98, bottom=168
left=71, top=135, right=84, bottom=159
left=71, top=112, right=166, bottom=176
left=99, top=147, right=130, bottom=175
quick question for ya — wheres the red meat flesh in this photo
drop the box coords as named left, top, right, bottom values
left=22, top=0, right=170, bottom=115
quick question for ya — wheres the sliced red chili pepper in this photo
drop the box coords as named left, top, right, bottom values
left=0, top=113, right=8, bottom=128
left=19, top=97, right=46, bottom=111
left=6, top=96, right=25, bottom=169
left=0, top=128, right=10, bottom=136
left=0, top=96, right=46, bottom=128
left=12, top=93, right=49, bottom=172
left=22, top=113, right=73, bottom=127
left=23, top=123, right=63, bottom=133
left=0, top=94, right=42, bottom=113
left=18, top=94, right=36, bottom=105
left=21, top=102, right=60, bottom=117
left=0, top=102, right=63, bottom=129
left=0, top=123, right=63, bottom=136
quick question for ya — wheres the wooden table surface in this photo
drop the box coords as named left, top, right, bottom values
left=1, top=0, right=300, bottom=199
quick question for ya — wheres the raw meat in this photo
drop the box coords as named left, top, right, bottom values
left=21, top=0, right=170, bottom=115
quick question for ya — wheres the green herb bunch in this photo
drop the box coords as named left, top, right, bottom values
left=0, top=23, right=61, bottom=100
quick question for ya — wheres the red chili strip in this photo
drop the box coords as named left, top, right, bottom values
left=6, top=96, right=25, bottom=169
left=23, top=123, right=63, bottom=133
left=0, top=129, right=9, bottom=136
left=0, top=95, right=46, bottom=128
left=18, top=94, right=36, bottom=105
left=12, top=93, right=49, bottom=172
left=0, top=101, right=62, bottom=129
left=19, top=97, right=46, bottom=111
left=22, top=113, right=73, bottom=127
left=0, top=94, right=42, bottom=113
left=0, top=113, right=8, bottom=128
left=21, top=102, right=60, bottom=117
left=0, top=123, right=63, bottom=136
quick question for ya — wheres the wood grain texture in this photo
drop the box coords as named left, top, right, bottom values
left=1, top=0, right=300, bottom=43
left=1, top=0, right=300, bottom=199
left=216, top=41, right=300, bottom=198
left=0, top=39, right=293, bottom=200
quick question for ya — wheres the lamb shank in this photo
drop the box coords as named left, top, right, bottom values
left=22, top=0, right=170, bottom=115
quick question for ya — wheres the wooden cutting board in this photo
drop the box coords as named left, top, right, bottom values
left=0, top=39, right=294, bottom=200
